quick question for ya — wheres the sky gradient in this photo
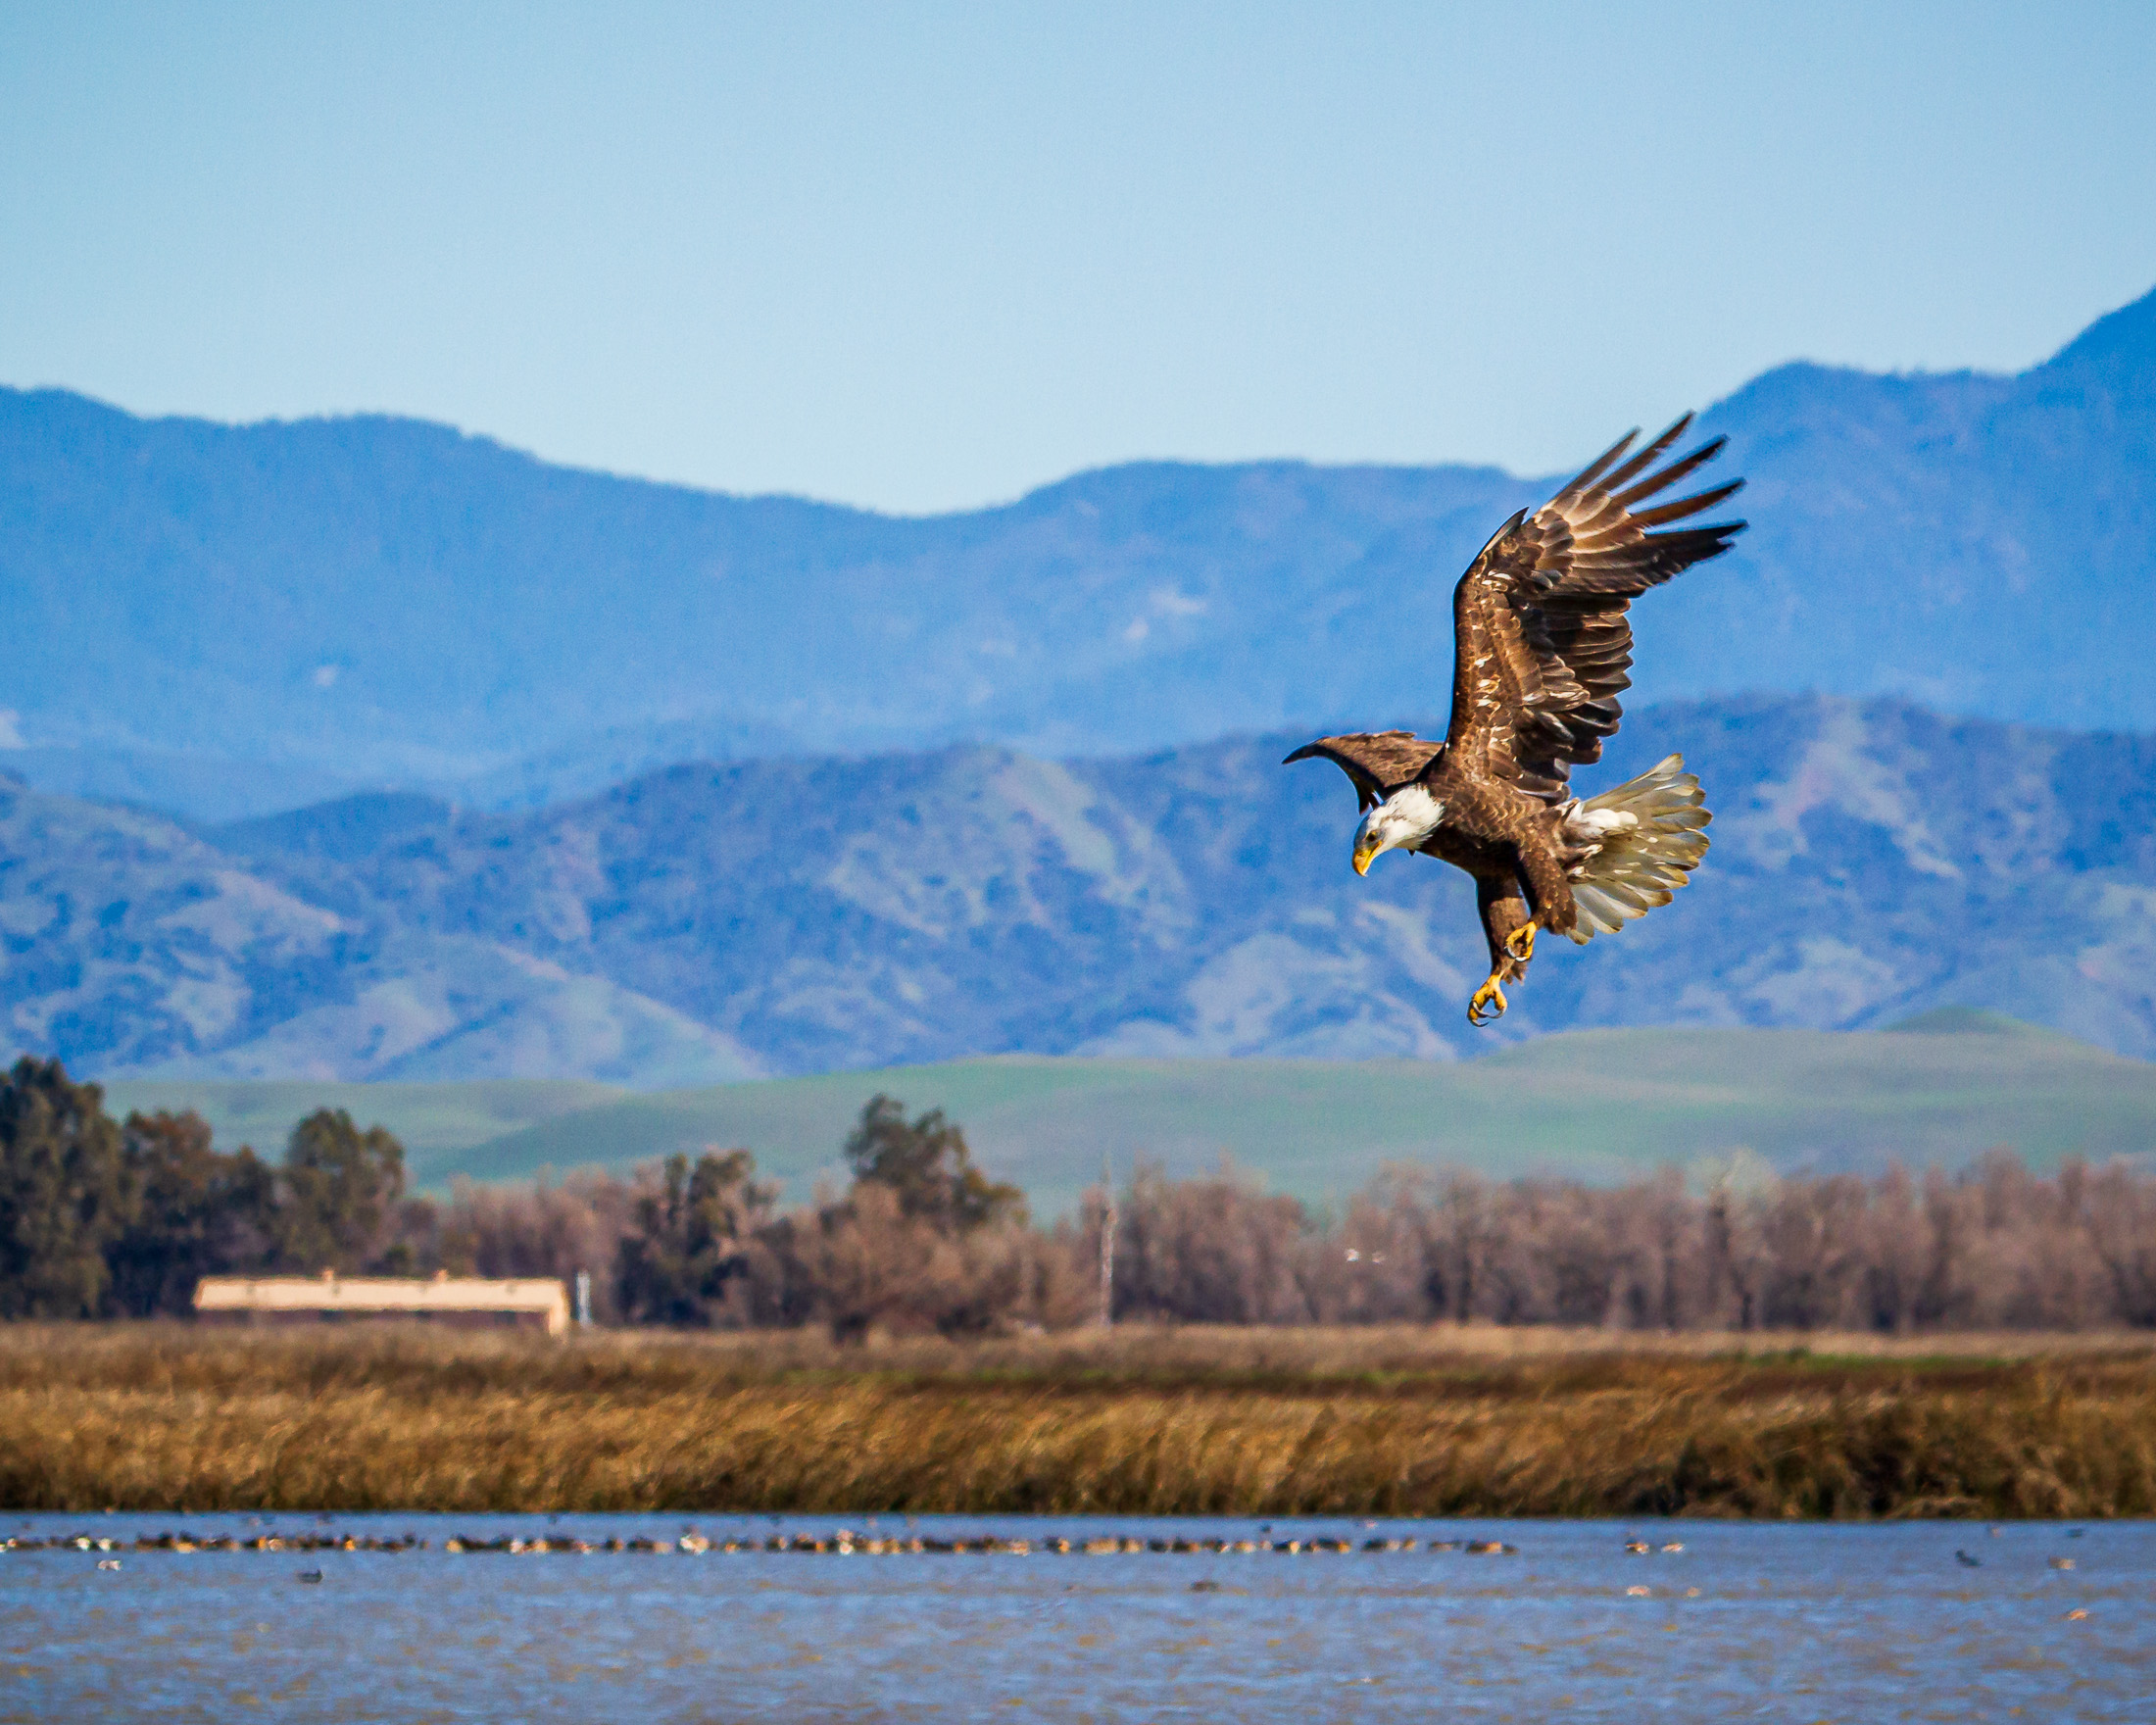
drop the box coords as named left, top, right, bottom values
left=6, top=1, right=2155, bottom=512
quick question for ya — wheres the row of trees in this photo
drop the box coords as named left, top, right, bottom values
left=0, top=1059, right=407, bottom=1318
left=6, top=1055, right=2156, bottom=1333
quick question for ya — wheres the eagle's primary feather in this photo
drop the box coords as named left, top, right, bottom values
left=1285, top=418, right=1744, bottom=1026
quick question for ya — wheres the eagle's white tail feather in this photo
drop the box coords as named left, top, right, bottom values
left=1559, top=754, right=1711, bottom=945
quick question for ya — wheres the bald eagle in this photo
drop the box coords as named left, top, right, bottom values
left=1287, top=418, right=1744, bottom=1026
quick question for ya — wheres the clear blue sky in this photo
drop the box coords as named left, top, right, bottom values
left=5, top=1, right=2153, bottom=513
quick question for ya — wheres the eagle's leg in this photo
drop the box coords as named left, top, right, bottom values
left=1472, top=877, right=1533, bottom=1027
left=1468, top=973, right=1508, bottom=1027
left=1504, top=841, right=1578, bottom=962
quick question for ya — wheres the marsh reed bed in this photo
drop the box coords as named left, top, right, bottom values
left=5, top=1323, right=2154, bottom=1521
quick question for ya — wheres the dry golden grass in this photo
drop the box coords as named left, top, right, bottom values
left=4, top=1322, right=2153, bottom=1518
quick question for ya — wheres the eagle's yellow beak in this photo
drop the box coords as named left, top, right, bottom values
left=1352, top=839, right=1378, bottom=876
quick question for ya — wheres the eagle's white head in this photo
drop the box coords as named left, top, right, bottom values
left=1351, top=784, right=1445, bottom=875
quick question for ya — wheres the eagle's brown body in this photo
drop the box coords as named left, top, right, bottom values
left=1287, top=419, right=1745, bottom=1024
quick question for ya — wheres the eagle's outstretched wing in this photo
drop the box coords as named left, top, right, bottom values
left=1281, top=730, right=1445, bottom=809
left=1446, top=418, right=1745, bottom=803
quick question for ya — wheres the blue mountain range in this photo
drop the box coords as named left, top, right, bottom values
left=3, top=287, right=2154, bottom=1086
left=4, top=287, right=2153, bottom=818
left=4, top=692, right=2152, bottom=1083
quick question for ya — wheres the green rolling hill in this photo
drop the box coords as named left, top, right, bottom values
left=109, top=1015, right=2156, bottom=1217
left=99, top=1077, right=622, bottom=1165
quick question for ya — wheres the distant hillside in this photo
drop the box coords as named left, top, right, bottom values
left=6, top=693, right=2155, bottom=1082
left=5, top=286, right=2156, bottom=813
left=111, top=1018, right=2156, bottom=1216
left=98, top=1077, right=623, bottom=1164
left=0, top=783, right=764, bottom=1086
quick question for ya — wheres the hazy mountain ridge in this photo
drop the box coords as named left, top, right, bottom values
left=0, top=785, right=763, bottom=1085
left=5, top=287, right=2154, bottom=815
left=5, top=694, right=2153, bottom=1084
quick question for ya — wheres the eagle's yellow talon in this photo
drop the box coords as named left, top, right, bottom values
left=1467, top=974, right=1508, bottom=1027
left=1504, top=918, right=1539, bottom=963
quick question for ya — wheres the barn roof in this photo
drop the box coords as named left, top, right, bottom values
left=194, top=1272, right=569, bottom=1331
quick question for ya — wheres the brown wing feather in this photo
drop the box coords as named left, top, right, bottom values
left=1282, top=731, right=1445, bottom=809
left=1446, top=417, right=1745, bottom=803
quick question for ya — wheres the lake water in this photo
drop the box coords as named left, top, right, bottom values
left=0, top=1511, right=2145, bottom=1722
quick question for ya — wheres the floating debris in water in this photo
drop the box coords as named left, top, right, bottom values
left=1956, top=1551, right=1983, bottom=1567
left=1, top=1528, right=1513, bottom=1559
left=2050, top=1557, right=2077, bottom=1570
left=296, top=1570, right=322, bottom=1584
left=5, top=1533, right=426, bottom=1555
